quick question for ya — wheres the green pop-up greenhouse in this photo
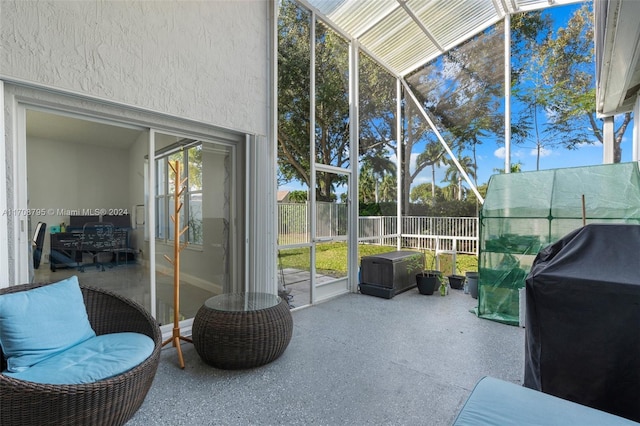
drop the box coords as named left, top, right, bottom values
left=477, top=162, right=640, bottom=325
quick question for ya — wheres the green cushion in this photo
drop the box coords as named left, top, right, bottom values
left=0, top=276, right=96, bottom=373
left=3, top=332, right=154, bottom=384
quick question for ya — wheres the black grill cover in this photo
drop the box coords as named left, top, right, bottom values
left=524, top=224, right=640, bottom=422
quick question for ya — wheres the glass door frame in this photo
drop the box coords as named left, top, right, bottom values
left=8, top=85, right=248, bottom=337
left=310, top=163, right=353, bottom=303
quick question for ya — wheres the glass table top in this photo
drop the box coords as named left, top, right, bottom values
left=204, top=292, right=281, bottom=312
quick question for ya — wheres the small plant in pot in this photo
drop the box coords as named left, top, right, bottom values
left=447, top=274, right=466, bottom=290
left=408, top=250, right=442, bottom=295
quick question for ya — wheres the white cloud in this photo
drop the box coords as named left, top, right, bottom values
left=495, top=147, right=528, bottom=159
left=530, top=147, right=552, bottom=157
left=575, top=139, right=602, bottom=148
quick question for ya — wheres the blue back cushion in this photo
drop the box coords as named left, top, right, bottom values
left=0, top=276, right=96, bottom=372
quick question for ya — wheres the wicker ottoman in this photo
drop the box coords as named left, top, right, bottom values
left=192, top=292, right=293, bottom=369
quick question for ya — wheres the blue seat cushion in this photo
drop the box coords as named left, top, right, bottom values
left=0, top=276, right=96, bottom=372
left=3, top=332, right=155, bottom=384
left=453, top=377, right=640, bottom=426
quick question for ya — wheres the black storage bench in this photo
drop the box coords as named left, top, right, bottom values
left=359, top=250, right=422, bottom=299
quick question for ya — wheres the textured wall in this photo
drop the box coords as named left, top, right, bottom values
left=0, top=0, right=270, bottom=135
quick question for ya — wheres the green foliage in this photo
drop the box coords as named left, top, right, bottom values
left=410, top=183, right=444, bottom=204
left=359, top=202, right=381, bottom=216
left=287, top=190, right=308, bottom=203
left=442, top=155, right=477, bottom=200
left=277, top=0, right=311, bottom=187
left=358, top=157, right=397, bottom=204
left=514, top=4, right=632, bottom=163
left=278, top=0, right=350, bottom=199
left=378, top=202, right=398, bottom=215
left=405, top=252, right=427, bottom=275
left=408, top=200, right=477, bottom=217
left=466, top=183, right=488, bottom=206
left=492, top=161, right=523, bottom=175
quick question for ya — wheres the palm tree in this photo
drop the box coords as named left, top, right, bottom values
left=378, top=174, right=397, bottom=202
left=358, top=163, right=376, bottom=204
left=416, top=142, right=446, bottom=201
left=360, top=155, right=396, bottom=203
left=442, top=155, right=476, bottom=200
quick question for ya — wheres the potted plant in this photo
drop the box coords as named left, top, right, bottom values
left=447, top=274, right=466, bottom=290
left=408, top=250, right=442, bottom=295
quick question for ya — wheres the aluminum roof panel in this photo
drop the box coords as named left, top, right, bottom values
left=303, top=0, right=585, bottom=77
left=410, top=0, right=501, bottom=48
left=358, top=6, right=440, bottom=72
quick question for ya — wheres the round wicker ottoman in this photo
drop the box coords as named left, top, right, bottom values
left=192, top=292, right=293, bottom=369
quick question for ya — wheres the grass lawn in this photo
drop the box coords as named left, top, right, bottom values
left=278, top=243, right=478, bottom=276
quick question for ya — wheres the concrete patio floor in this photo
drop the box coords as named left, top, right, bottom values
left=127, top=287, right=525, bottom=425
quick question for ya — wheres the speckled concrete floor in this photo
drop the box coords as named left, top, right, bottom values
left=127, top=288, right=525, bottom=426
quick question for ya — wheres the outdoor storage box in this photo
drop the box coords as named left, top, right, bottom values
left=359, top=251, right=420, bottom=299
left=524, top=223, right=640, bottom=423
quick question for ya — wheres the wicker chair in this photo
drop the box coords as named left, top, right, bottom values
left=0, top=282, right=162, bottom=426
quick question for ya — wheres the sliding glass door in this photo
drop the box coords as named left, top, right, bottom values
left=23, top=105, right=243, bottom=332
left=153, top=132, right=235, bottom=327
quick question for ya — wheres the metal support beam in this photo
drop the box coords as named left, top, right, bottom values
left=602, top=116, right=615, bottom=163
left=634, top=94, right=640, bottom=162
left=401, top=80, right=485, bottom=204
left=399, top=1, right=444, bottom=52
left=349, top=39, right=360, bottom=292
left=0, top=82, right=8, bottom=286
left=504, top=14, right=512, bottom=174
left=396, top=78, right=403, bottom=250
left=309, top=10, right=317, bottom=304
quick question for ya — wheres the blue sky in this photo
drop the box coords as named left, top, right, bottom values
left=417, top=3, right=635, bottom=189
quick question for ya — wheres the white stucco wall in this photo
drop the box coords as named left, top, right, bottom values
left=0, top=0, right=277, bottom=290
left=0, top=0, right=270, bottom=136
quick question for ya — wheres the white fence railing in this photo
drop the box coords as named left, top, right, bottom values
left=277, top=203, right=478, bottom=255
left=277, top=203, right=309, bottom=246
left=400, top=216, right=478, bottom=255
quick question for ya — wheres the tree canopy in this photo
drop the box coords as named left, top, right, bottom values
left=514, top=3, right=632, bottom=164
left=277, top=1, right=631, bottom=215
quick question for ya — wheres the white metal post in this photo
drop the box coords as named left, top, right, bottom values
left=148, top=130, right=157, bottom=318
left=603, top=116, right=615, bottom=163
left=0, top=82, right=8, bottom=286
left=633, top=94, right=639, bottom=162
left=309, top=11, right=317, bottom=304
left=349, top=39, right=360, bottom=292
left=504, top=14, right=511, bottom=174
left=396, top=78, right=403, bottom=250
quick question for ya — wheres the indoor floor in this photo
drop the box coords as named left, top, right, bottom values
left=127, top=286, right=525, bottom=425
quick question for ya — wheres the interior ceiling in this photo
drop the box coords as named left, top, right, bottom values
left=26, top=109, right=144, bottom=149
left=302, top=0, right=584, bottom=78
